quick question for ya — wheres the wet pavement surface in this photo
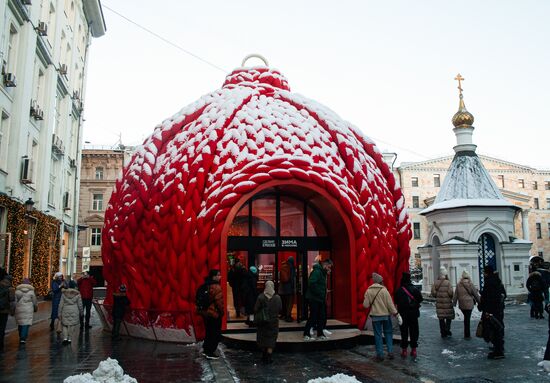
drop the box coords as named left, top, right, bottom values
left=0, top=302, right=548, bottom=382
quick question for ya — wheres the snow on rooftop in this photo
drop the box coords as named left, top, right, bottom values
left=441, top=238, right=469, bottom=245
left=420, top=198, right=516, bottom=215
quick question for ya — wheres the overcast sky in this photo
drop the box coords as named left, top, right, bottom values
left=83, top=0, right=550, bottom=169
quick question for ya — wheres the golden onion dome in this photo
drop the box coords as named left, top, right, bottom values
left=452, top=95, right=474, bottom=127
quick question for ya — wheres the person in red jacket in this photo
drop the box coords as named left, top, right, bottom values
left=77, top=272, right=97, bottom=329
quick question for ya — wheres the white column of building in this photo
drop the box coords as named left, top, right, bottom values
left=522, top=209, right=530, bottom=240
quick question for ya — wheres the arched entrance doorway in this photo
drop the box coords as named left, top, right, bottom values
left=478, top=233, right=497, bottom=289
left=221, top=183, right=355, bottom=326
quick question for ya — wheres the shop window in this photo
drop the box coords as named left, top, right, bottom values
left=536, top=223, right=542, bottom=239
left=413, top=222, right=421, bottom=239
left=411, top=177, right=419, bottom=187
left=228, top=203, right=249, bottom=236
left=92, top=193, right=103, bottom=211
left=434, top=174, right=440, bottom=187
left=412, top=196, right=419, bottom=208
left=91, top=228, right=101, bottom=246
left=280, top=196, right=304, bottom=236
left=306, top=206, right=327, bottom=237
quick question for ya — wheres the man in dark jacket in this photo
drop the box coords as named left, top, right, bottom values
left=228, top=258, right=245, bottom=318
left=303, top=259, right=332, bottom=341
left=479, top=265, right=506, bottom=359
left=278, top=256, right=296, bottom=322
left=0, top=269, right=15, bottom=352
left=77, top=272, right=97, bottom=329
left=112, top=284, right=131, bottom=341
left=395, top=272, right=423, bottom=358
left=199, top=269, right=224, bottom=360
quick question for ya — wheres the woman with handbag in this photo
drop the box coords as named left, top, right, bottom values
left=254, top=280, right=282, bottom=364
left=431, top=267, right=454, bottom=338
left=395, top=272, right=423, bottom=358
left=364, top=272, right=399, bottom=361
left=14, top=278, right=38, bottom=344
left=453, top=270, right=480, bottom=338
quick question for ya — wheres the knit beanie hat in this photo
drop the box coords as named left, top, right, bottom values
left=439, top=267, right=448, bottom=277
left=250, top=266, right=258, bottom=274
left=462, top=270, right=470, bottom=279
left=372, top=272, right=383, bottom=284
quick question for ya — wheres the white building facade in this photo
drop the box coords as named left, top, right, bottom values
left=416, top=79, right=531, bottom=297
left=0, top=0, right=105, bottom=284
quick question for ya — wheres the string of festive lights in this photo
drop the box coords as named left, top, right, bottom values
left=1, top=195, right=60, bottom=296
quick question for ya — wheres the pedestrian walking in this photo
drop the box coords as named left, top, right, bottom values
left=58, top=280, right=83, bottom=345
left=228, top=258, right=245, bottom=318
left=364, top=272, right=399, bottom=361
left=538, top=301, right=550, bottom=372
left=242, top=266, right=259, bottom=326
left=395, top=272, right=423, bottom=358
left=77, top=272, right=97, bottom=329
left=431, top=267, right=454, bottom=338
left=303, top=259, right=333, bottom=341
left=479, top=265, right=506, bottom=359
left=50, top=272, right=67, bottom=332
left=453, top=270, right=480, bottom=338
left=254, top=280, right=282, bottom=364
left=278, top=256, right=296, bottom=322
left=112, top=284, right=131, bottom=340
left=527, top=270, right=545, bottom=319
left=197, top=269, right=224, bottom=359
left=14, top=278, right=37, bottom=344
left=0, top=268, right=15, bottom=352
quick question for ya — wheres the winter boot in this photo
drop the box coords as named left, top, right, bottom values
left=261, top=350, right=268, bottom=364
left=50, top=320, right=55, bottom=331
left=411, top=348, right=417, bottom=358
left=401, top=348, right=407, bottom=358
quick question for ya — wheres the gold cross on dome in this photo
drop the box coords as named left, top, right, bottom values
left=454, top=73, right=464, bottom=96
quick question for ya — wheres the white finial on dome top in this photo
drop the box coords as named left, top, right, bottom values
left=241, top=54, right=269, bottom=67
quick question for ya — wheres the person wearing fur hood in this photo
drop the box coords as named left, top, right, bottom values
left=431, top=267, right=454, bottom=338
left=14, top=278, right=38, bottom=344
left=58, top=280, right=83, bottom=345
left=453, top=270, right=480, bottom=338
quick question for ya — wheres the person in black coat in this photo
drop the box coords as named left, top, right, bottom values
left=242, top=266, right=259, bottom=326
left=479, top=266, right=506, bottom=359
left=228, top=258, right=245, bottom=318
left=112, top=284, right=131, bottom=340
left=394, top=272, right=423, bottom=358
left=527, top=271, right=545, bottom=319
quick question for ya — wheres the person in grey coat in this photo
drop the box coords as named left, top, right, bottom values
left=58, top=280, right=83, bottom=345
left=254, top=280, right=282, bottom=364
left=431, top=267, right=454, bottom=338
left=14, top=278, right=38, bottom=344
left=453, top=270, right=480, bottom=338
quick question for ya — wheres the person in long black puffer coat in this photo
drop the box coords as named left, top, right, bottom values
left=254, top=280, right=282, bottom=364
left=479, top=265, right=506, bottom=360
left=395, top=272, right=423, bottom=358
left=242, top=266, right=259, bottom=326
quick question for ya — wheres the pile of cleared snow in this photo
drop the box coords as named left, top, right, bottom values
left=308, top=373, right=362, bottom=383
left=64, top=358, right=137, bottom=383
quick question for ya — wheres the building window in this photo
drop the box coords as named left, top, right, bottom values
left=95, top=167, right=104, bottom=180
left=546, top=181, right=550, bottom=191
left=514, top=264, right=520, bottom=272
left=92, top=194, right=103, bottom=211
left=497, top=175, right=504, bottom=188
left=7, top=24, right=19, bottom=77
left=534, top=181, right=538, bottom=190
left=411, top=177, right=419, bottom=187
left=91, top=228, right=101, bottom=246
left=413, top=222, right=421, bottom=239
left=539, top=251, right=544, bottom=258
left=536, top=223, right=542, bottom=239
left=547, top=198, right=550, bottom=210
left=412, top=196, right=420, bottom=208
left=534, top=198, right=540, bottom=209
left=433, top=174, right=440, bottom=187
left=548, top=223, right=550, bottom=239
left=518, top=179, right=525, bottom=188
left=0, top=111, right=9, bottom=168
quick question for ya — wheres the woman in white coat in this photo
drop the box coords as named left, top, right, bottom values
left=58, top=280, right=83, bottom=345
left=14, top=278, right=38, bottom=344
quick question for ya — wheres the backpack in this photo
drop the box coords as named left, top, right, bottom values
left=280, top=262, right=290, bottom=283
left=0, top=284, right=9, bottom=311
left=195, top=283, right=211, bottom=312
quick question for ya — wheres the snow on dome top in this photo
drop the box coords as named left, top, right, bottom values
left=102, top=61, right=411, bottom=335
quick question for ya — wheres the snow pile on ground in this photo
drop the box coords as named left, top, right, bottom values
left=538, top=360, right=550, bottom=373
left=64, top=358, right=137, bottom=383
left=307, top=373, right=362, bottom=383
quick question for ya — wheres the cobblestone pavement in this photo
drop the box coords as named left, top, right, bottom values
left=0, top=303, right=548, bottom=382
